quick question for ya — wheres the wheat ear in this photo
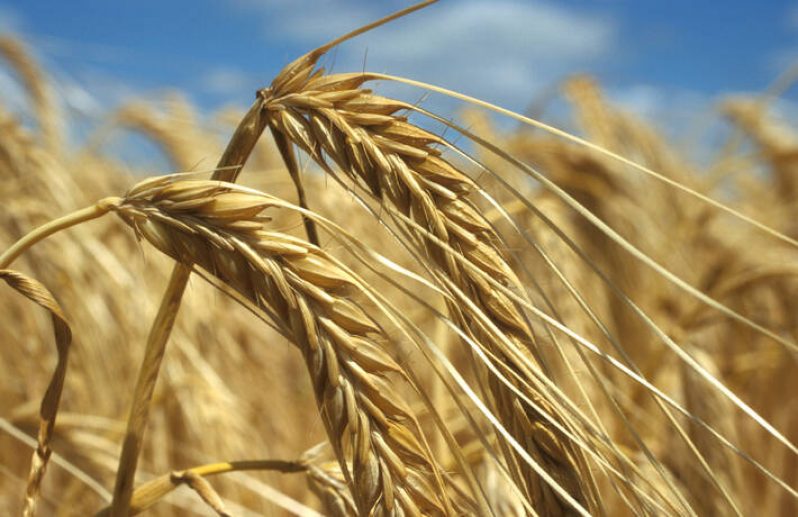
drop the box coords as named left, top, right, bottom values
left=259, top=47, right=596, bottom=514
left=111, top=177, right=459, bottom=516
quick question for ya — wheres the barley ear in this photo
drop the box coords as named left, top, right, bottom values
left=261, top=49, right=598, bottom=515
left=111, top=177, right=465, bottom=515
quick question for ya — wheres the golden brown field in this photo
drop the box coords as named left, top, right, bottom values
left=1, top=3, right=796, bottom=516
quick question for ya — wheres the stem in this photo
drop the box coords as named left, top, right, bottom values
left=97, top=460, right=306, bottom=516
left=109, top=97, right=269, bottom=516
left=0, top=197, right=120, bottom=269
left=109, top=265, right=190, bottom=516
left=270, top=126, right=320, bottom=245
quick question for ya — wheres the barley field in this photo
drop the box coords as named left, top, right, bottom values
left=1, top=2, right=796, bottom=516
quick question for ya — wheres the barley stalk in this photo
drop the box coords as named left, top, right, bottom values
left=95, top=459, right=306, bottom=516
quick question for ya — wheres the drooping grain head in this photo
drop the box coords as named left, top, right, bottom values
left=112, top=177, right=464, bottom=515
left=260, top=49, right=598, bottom=514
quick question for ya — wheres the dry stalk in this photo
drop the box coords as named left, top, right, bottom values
left=0, top=270, right=72, bottom=517
left=95, top=459, right=307, bottom=516
left=260, top=47, right=596, bottom=514
left=110, top=177, right=458, bottom=515
left=108, top=98, right=269, bottom=516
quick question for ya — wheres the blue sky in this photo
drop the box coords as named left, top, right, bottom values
left=1, top=1, right=797, bottom=137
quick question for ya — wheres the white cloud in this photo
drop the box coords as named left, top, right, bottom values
left=245, top=0, right=377, bottom=42
left=609, top=84, right=717, bottom=129
left=608, top=84, right=673, bottom=121
left=200, top=67, right=251, bottom=96
left=56, top=72, right=120, bottom=117
left=240, top=0, right=616, bottom=112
